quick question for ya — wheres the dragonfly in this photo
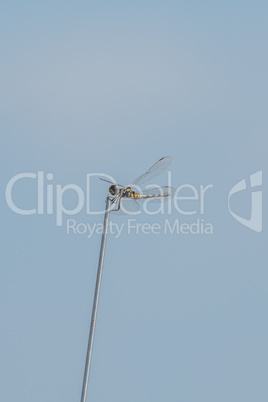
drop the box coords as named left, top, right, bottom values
left=100, top=156, right=176, bottom=214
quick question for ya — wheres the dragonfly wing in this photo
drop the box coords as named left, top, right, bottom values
left=131, top=156, right=172, bottom=186
left=111, top=198, right=141, bottom=215
left=99, top=178, right=124, bottom=187
left=136, top=186, right=176, bottom=203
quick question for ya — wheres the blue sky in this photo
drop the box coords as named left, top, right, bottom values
left=1, top=2, right=267, bottom=401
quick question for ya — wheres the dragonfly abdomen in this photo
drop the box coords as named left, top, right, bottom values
left=134, top=192, right=169, bottom=199
left=121, top=190, right=166, bottom=199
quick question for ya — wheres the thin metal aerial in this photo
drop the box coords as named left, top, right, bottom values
left=80, top=197, right=111, bottom=402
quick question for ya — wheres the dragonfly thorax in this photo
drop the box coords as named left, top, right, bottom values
left=109, top=184, right=119, bottom=196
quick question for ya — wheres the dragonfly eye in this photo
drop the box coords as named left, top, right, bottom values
left=109, top=185, right=119, bottom=196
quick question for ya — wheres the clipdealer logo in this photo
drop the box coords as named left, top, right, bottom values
left=4, top=170, right=263, bottom=235
left=228, top=170, right=262, bottom=233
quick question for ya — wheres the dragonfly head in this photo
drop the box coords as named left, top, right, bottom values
left=109, top=184, right=119, bottom=196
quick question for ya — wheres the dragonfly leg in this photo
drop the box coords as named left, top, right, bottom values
left=111, top=196, right=121, bottom=211
left=109, top=195, right=117, bottom=204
